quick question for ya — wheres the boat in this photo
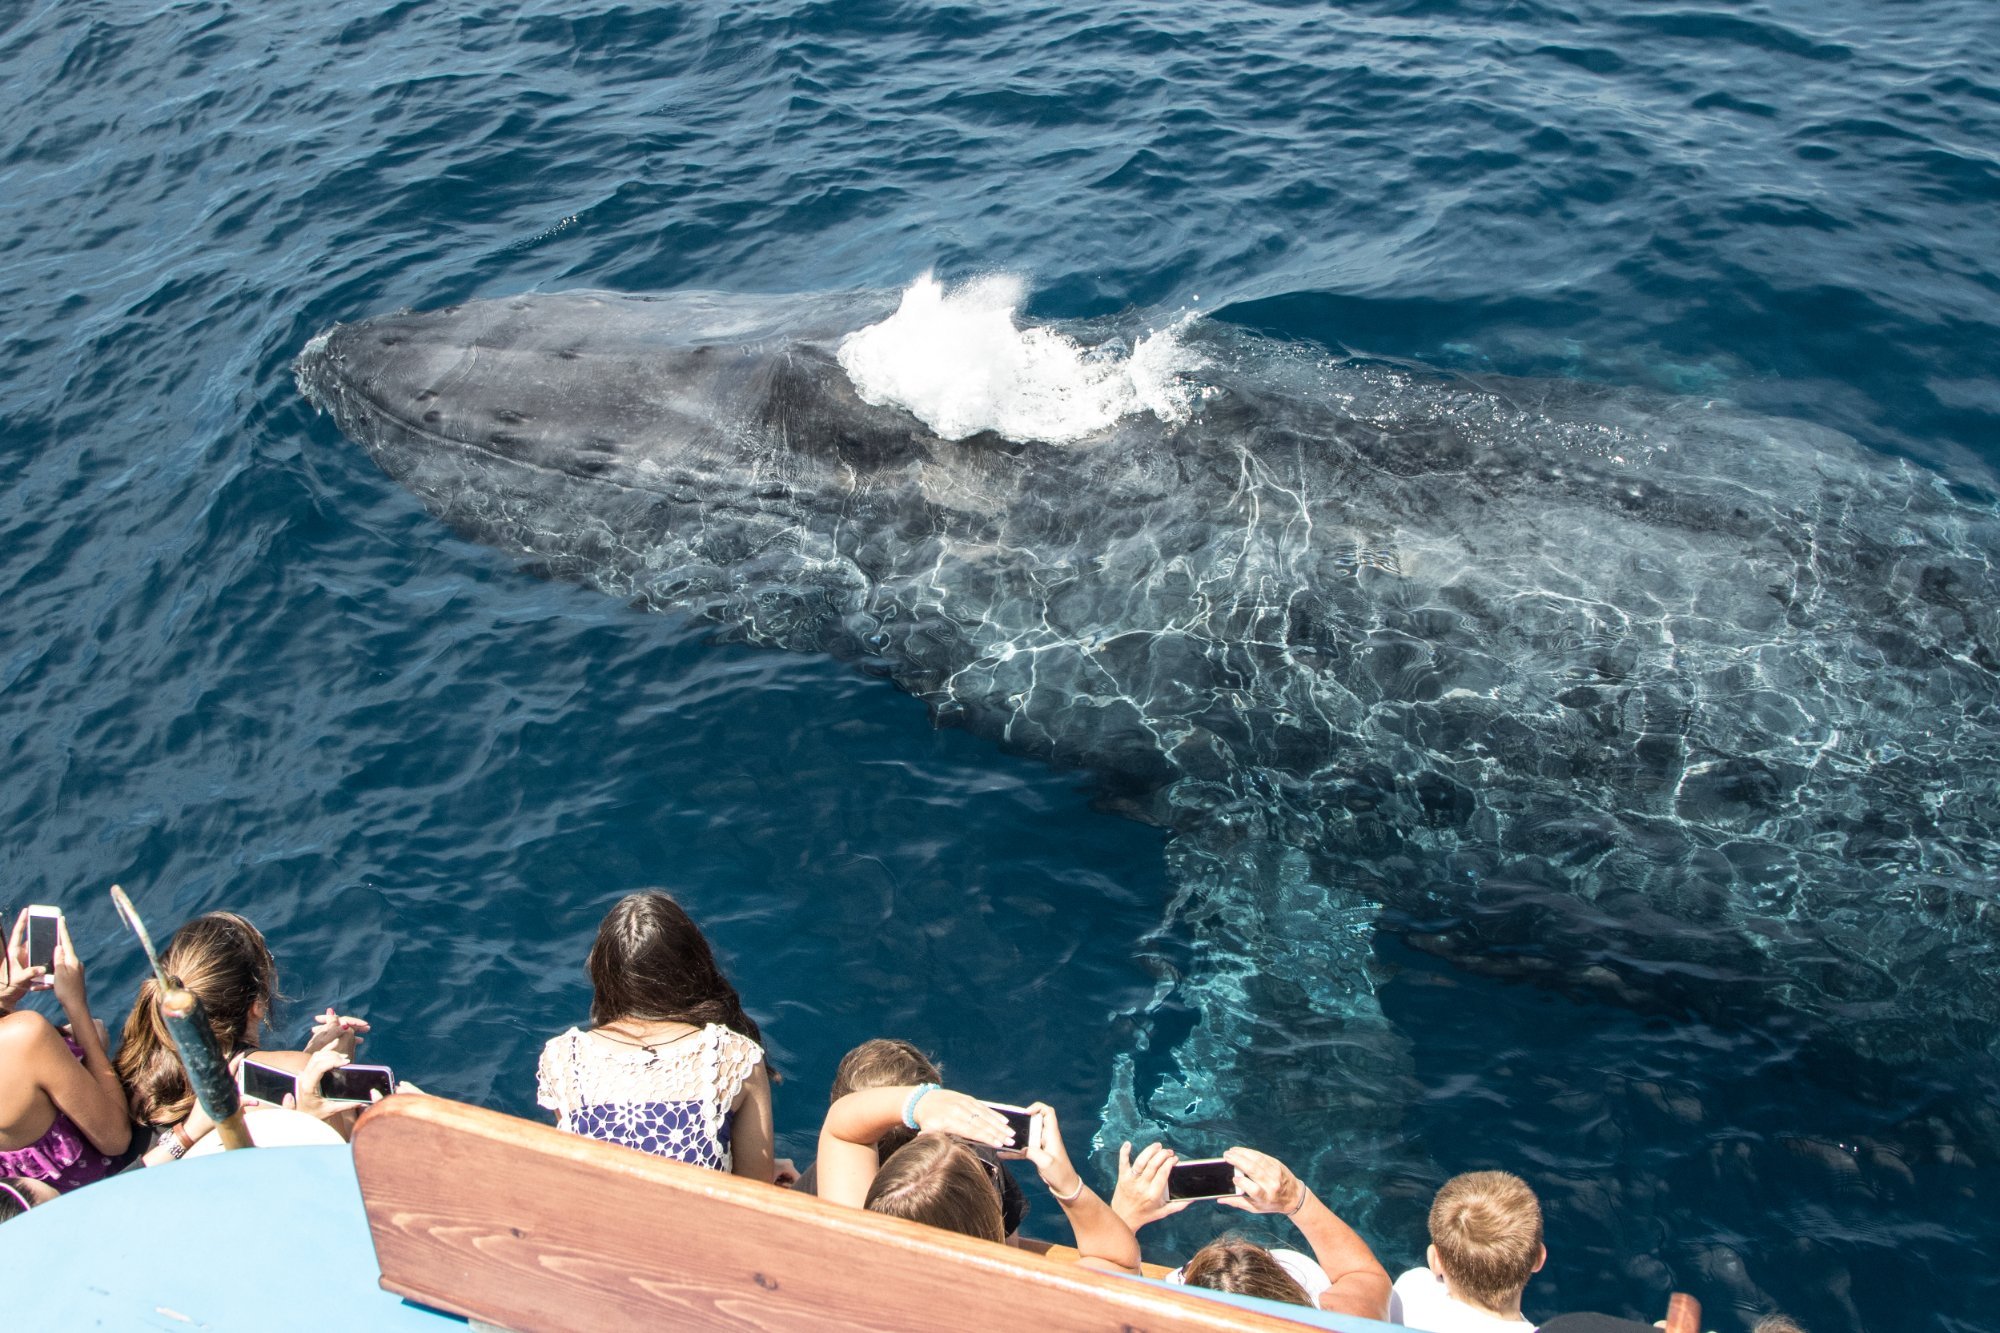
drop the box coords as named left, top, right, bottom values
left=8, top=1094, right=1408, bottom=1331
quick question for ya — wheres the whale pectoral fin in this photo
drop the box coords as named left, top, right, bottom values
left=1095, top=832, right=1425, bottom=1241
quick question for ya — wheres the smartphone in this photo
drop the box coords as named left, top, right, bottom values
left=981, top=1102, right=1041, bottom=1157
left=317, top=1064, right=395, bottom=1105
left=237, top=1057, right=298, bottom=1106
left=1167, top=1157, right=1241, bottom=1200
left=26, top=906, right=61, bottom=973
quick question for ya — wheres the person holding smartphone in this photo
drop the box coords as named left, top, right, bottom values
left=817, top=1083, right=1141, bottom=1274
left=0, top=908, right=135, bottom=1193
left=115, top=911, right=374, bottom=1163
left=790, top=1038, right=1026, bottom=1235
left=1111, top=1140, right=1392, bottom=1321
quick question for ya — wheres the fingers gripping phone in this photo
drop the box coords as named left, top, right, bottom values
left=981, top=1102, right=1041, bottom=1157
left=26, top=906, right=62, bottom=973
left=318, top=1064, right=395, bottom=1105
left=1167, top=1157, right=1241, bottom=1200
left=238, top=1057, right=397, bottom=1107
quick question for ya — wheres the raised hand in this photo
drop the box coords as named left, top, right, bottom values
left=1021, top=1101, right=1087, bottom=1202
left=283, top=1045, right=354, bottom=1121
left=303, top=1007, right=370, bottom=1057
left=2, top=910, right=48, bottom=1008
left=909, top=1088, right=1013, bottom=1150
left=1218, top=1146, right=1307, bottom=1216
left=49, top=914, right=92, bottom=1018
left=1112, top=1140, right=1191, bottom=1230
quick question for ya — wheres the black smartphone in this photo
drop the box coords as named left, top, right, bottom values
left=26, top=907, right=61, bottom=973
left=318, top=1064, right=395, bottom=1105
left=981, top=1102, right=1040, bottom=1156
left=1167, top=1157, right=1240, bottom=1200
left=237, top=1058, right=298, bottom=1106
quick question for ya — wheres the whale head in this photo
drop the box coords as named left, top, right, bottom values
left=295, top=289, right=934, bottom=527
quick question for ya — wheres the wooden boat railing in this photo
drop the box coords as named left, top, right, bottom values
left=351, top=1094, right=1391, bottom=1332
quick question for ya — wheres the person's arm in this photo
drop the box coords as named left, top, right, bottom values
left=1222, top=1147, right=1391, bottom=1321
left=138, top=1096, right=219, bottom=1167
left=40, top=916, right=131, bottom=1156
left=3, top=1012, right=132, bottom=1158
left=1111, top=1140, right=1191, bottom=1235
left=816, top=1084, right=1011, bottom=1208
left=728, top=1061, right=776, bottom=1183
left=1023, top=1103, right=1142, bottom=1275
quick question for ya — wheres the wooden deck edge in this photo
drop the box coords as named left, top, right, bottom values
left=351, top=1095, right=1375, bottom=1333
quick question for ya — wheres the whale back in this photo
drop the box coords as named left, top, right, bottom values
left=299, top=291, right=2000, bottom=1069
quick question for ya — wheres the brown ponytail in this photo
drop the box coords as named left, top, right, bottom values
left=114, top=912, right=278, bottom=1127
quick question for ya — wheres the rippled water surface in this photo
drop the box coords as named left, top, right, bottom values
left=3, top=3, right=1997, bottom=1329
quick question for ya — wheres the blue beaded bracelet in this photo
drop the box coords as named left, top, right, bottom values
left=902, top=1082, right=940, bottom=1130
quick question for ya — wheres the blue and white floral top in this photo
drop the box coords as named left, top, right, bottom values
left=536, top=1022, right=764, bottom=1171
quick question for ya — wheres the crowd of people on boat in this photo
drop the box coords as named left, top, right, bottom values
left=1, top=894, right=1807, bottom=1332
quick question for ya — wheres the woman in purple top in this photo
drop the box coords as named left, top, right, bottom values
left=0, top=909, right=133, bottom=1193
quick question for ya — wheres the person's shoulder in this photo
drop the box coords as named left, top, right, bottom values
left=1269, top=1248, right=1333, bottom=1301
left=1389, top=1273, right=1529, bottom=1333
left=538, top=1027, right=588, bottom=1059
left=0, top=1007, right=58, bottom=1049
left=1391, top=1267, right=1455, bottom=1326
left=708, top=1024, right=764, bottom=1057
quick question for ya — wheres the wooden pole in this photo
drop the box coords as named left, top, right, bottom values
left=160, top=985, right=254, bottom=1152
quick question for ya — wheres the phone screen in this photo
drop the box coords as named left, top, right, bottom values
left=318, top=1065, right=395, bottom=1104
left=237, top=1059, right=297, bottom=1106
left=26, top=912, right=59, bottom=972
left=982, top=1102, right=1037, bottom=1155
left=1167, top=1158, right=1240, bottom=1200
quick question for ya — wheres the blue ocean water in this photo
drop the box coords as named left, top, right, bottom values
left=2, top=2, right=1997, bottom=1329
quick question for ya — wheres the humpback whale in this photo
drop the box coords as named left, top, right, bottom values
left=296, top=282, right=2000, bottom=1217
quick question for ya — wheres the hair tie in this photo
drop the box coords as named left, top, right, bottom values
left=1048, top=1175, right=1086, bottom=1205
left=902, top=1082, right=940, bottom=1130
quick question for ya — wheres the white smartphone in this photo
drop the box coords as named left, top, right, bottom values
left=981, top=1102, right=1042, bottom=1158
left=316, top=1064, right=396, bottom=1106
left=237, top=1057, right=298, bottom=1106
left=25, top=906, right=62, bottom=973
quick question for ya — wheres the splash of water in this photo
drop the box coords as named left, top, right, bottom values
left=836, top=273, right=1199, bottom=444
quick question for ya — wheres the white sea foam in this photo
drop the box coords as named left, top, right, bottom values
left=836, top=273, right=1200, bottom=444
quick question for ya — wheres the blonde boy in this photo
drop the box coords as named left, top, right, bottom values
left=1391, top=1171, right=1545, bottom=1331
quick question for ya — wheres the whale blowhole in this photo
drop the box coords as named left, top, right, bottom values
left=835, top=273, right=1201, bottom=445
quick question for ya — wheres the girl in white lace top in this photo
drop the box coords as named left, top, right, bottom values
left=536, top=891, right=774, bottom=1181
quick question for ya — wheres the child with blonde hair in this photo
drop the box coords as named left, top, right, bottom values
left=1392, top=1170, right=1545, bottom=1331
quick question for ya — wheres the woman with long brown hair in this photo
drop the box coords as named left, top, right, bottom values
left=536, top=890, right=775, bottom=1182
left=115, top=911, right=368, bottom=1162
